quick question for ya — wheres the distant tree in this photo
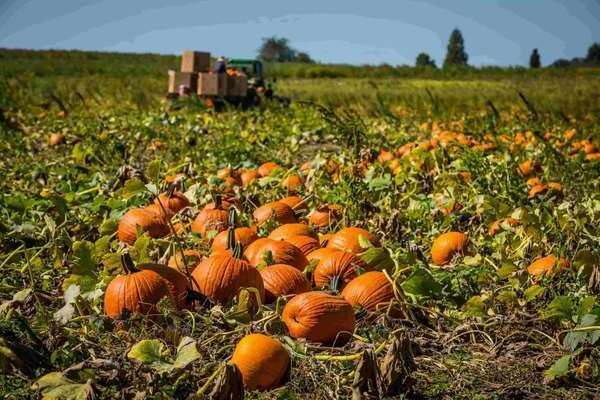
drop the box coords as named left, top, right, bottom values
left=416, top=52, right=437, bottom=68
left=443, top=28, right=468, bottom=68
left=258, top=37, right=296, bottom=62
left=258, top=36, right=314, bottom=63
left=551, top=58, right=572, bottom=68
left=585, top=42, right=600, bottom=64
left=295, top=51, right=314, bottom=64
left=529, top=48, right=541, bottom=68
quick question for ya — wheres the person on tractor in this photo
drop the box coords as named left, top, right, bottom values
left=213, top=56, right=227, bottom=73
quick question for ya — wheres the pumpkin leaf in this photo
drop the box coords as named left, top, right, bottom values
left=360, top=247, right=394, bottom=272
left=33, top=372, right=94, bottom=400
left=0, top=288, right=32, bottom=312
left=172, top=337, right=201, bottom=370
left=127, top=339, right=172, bottom=371
left=145, top=160, right=162, bottom=182
left=544, top=355, right=571, bottom=382
left=401, top=269, right=441, bottom=299
left=524, top=285, right=544, bottom=303
left=542, top=296, right=574, bottom=321
left=62, top=241, right=98, bottom=293
left=357, top=234, right=373, bottom=250
left=462, top=295, right=486, bottom=317
left=121, top=177, right=146, bottom=200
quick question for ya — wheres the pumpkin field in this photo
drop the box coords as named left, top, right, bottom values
left=1, top=50, right=600, bottom=399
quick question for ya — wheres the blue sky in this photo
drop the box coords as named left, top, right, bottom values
left=1, top=0, right=599, bottom=66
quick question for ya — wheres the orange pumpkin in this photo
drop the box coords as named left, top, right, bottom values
left=431, top=231, right=468, bottom=265
left=211, top=227, right=258, bottom=253
left=269, top=223, right=317, bottom=241
left=258, top=162, right=279, bottom=177
left=260, top=264, right=311, bottom=303
left=527, top=255, right=569, bottom=277
left=154, top=191, right=190, bottom=214
left=308, top=204, right=341, bottom=230
left=192, top=235, right=264, bottom=305
left=167, top=249, right=203, bottom=273
left=279, top=196, right=308, bottom=213
left=231, top=334, right=290, bottom=391
left=49, top=133, right=65, bottom=146
left=312, top=248, right=367, bottom=290
left=117, top=207, right=170, bottom=245
left=282, top=291, right=355, bottom=344
left=488, top=218, right=519, bottom=236
left=341, top=271, right=395, bottom=312
left=518, top=160, right=537, bottom=176
left=281, top=175, right=303, bottom=193
left=138, top=262, right=190, bottom=309
left=191, top=196, right=230, bottom=238
left=104, top=255, right=172, bottom=319
left=326, top=227, right=378, bottom=254
left=253, top=201, right=297, bottom=227
left=284, top=235, right=320, bottom=256
left=240, top=169, right=261, bottom=187
left=244, top=238, right=308, bottom=271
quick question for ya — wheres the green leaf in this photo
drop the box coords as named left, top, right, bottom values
left=401, top=269, right=441, bottom=299
left=524, top=285, right=544, bottom=303
left=131, top=234, right=151, bottom=264
left=359, top=247, right=394, bottom=272
left=121, top=178, right=146, bottom=200
left=357, top=234, right=373, bottom=250
left=544, top=355, right=571, bottom=381
left=462, top=295, right=486, bottom=317
left=127, top=340, right=172, bottom=371
left=462, top=254, right=482, bottom=267
left=145, top=160, right=162, bottom=182
left=542, top=296, right=574, bottom=321
left=98, top=219, right=118, bottom=235
left=172, top=337, right=201, bottom=370
left=33, top=372, right=94, bottom=400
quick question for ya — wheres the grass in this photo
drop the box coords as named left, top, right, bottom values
left=0, top=48, right=599, bottom=399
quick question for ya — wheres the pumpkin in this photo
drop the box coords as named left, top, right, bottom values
left=526, top=177, right=542, bottom=187
left=488, top=218, right=519, bottom=236
left=311, top=248, right=367, bottom=290
left=240, top=169, right=260, bottom=187
left=284, top=235, right=320, bottom=256
left=279, top=196, right=308, bottom=213
left=191, top=196, right=230, bottom=238
left=231, top=334, right=290, bottom=391
left=269, top=223, right=317, bottom=241
left=518, top=160, right=536, bottom=176
left=431, top=231, right=468, bottom=265
left=308, top=204, right=341, bottom=230
left=585, top=152, right=600, bottom=161
left=253, top=201, right=297, bottom=227
left=318, top=233, right=334, bottom=247
left=49, top=133, right=65, bottom=146
left=282, top=291, right=355, bottom=344
left=378, top=150, right=395, bottom=163
left=167, top=249, right=203, bottom=273
left=154, top=191, right=190, bottom=214
left=244, top=238, right=308, bottom=271
left=144, top=203, right=174, bottom=220
left=326, top=227, right=378, bottom=254
left=217, top=167, right=232, bottom=180
left=191, top=240, right=264, bottom=305
left=138, top=262, right=190, bottom=309
left=527, top=255, right=569, bottom=277
left=281, top=175, right=303, bottom=193
left=104, top=254, right=172, bottom=319
left=260, top=264, right=311, bottom=303
left=117, top=207, right=170, bottom=245
left=258, top=162, right=279, bottom=177
left=341, top=271, right=395, bottom=312
left=211, top=227, right=258, bottom=253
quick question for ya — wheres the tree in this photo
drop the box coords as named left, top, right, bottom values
left=443, top=28, right=468, bottom=68
left=295, top=52, right=314, bottom=64
left=585, top=42, right=600, bottom=65
left=258, top=37, right=296, bottom=62
left=529, top=48, right=541, bottom=68
left=551, top=58, right=571, bottom=68
left=415, top=52, right=436, bottom=68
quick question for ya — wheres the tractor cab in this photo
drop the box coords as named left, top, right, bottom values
left=227, top=59, right=265, bottom=88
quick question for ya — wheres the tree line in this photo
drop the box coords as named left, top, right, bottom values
left=259, top=30, right=600, bottom=69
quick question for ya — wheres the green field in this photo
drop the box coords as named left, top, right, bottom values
left=1, top=49, right=600, bottom=399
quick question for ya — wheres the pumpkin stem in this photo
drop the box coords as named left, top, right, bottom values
left=226, top=226, right=236, bottom=251
left=121, top=252, right=139, bottom=274
left=228, top=207, right=237, bottom=228
left=213, top=193, right=222, bottom=209
left=167, top=184, right=176, bottom=197
left=232, top=241, right=244, bottom=259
